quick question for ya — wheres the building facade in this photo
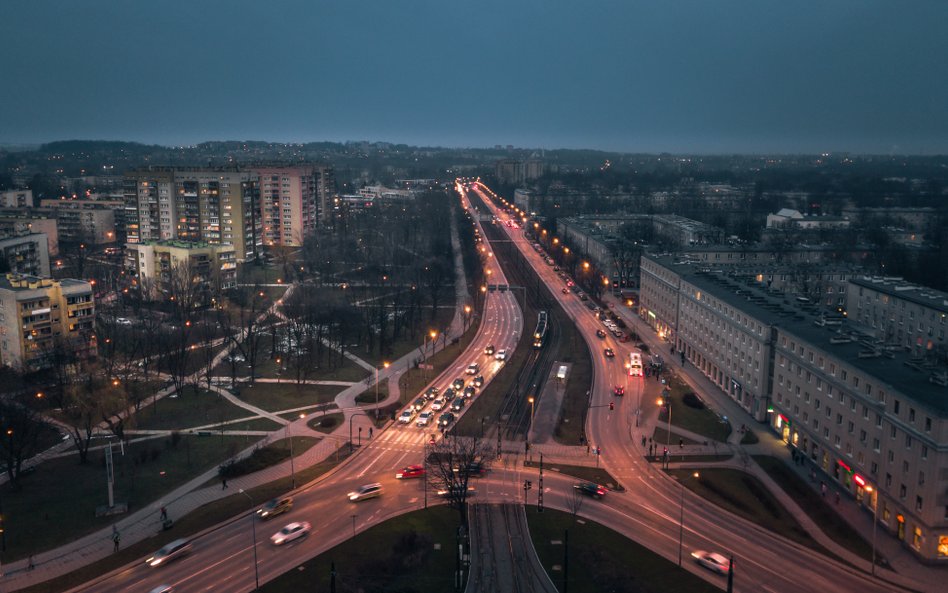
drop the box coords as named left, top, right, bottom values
left=0, top=189, right=34, bottom=208
left=126, top=241, right=237, bottom=299
left=847, top=277, right=948, bottom=355
left=0, top=234, right=51, bottom=277
left=0, top=274, right=96, bottom=370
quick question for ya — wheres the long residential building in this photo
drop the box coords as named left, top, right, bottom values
left=0, top=273, right=96, bottom=370
left=639, top=254, right=948, bottom=561
left=126, top=241, right=237, bottom=299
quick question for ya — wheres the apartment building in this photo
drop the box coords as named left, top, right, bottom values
left=39, top=196, right=126, bottom=243
left=126, top=240, right=237, bottom=298
left=255, top=166, right=321, bottom=247
left=124, top=167, right=260, bottom=261
left=0, top=234, right=51, bottom=277
left=847, top=276, right=948, bottom=355
left=639, top=253, right=948, bottom=561
left=0, top=273, right=96, bottom=370
left=0, top=189, right=34, bottom=208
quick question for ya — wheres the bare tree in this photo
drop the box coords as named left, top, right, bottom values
left=0, top=392, right=51, bottom=487
left=425, top=435, right=494, bottom=527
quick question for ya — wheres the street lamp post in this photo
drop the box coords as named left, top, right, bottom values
left=376, top=361, right=390, bottom=415
left=658, top=397, right=672, bottom=467
left=678, top=472, right=700, bottom=566
left=527, top=396, right=535, bottom=441
left=866, top=485, right=879, bottom=575
left=238, top=489, right=259, bottom=591
left=463, top=305, right=472, bottom=331
left=287, top=413, right=304, bottom=489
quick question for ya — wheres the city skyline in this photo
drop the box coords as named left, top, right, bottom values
left=2, top=1, right=947, bottom=154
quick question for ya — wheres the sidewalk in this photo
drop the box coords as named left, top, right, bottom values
left=600, top=291, right=947, bottom=593
left=2, top=215, right=474, bottom=591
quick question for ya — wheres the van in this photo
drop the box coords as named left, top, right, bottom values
left=146, top=539, right=192, bottom=567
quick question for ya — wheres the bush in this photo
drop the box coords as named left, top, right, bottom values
left=682, top=392, right=704, bottom=410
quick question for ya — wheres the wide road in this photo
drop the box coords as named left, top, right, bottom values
left=469, top=182, right=911, bottom=593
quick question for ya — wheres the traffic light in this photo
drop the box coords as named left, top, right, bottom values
left=609, top=402, right=615, bottom=411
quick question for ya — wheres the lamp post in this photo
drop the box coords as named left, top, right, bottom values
left=678, top=472, right=700, bottom=566
left=658, top=397, right=672, bottom=468
left=238, top=489, right=259, bottom=591
left=866, top=484, right=879, bottom=575
left=375, top=361, right=390, bottom=413
left=287, top=413, right=304, bottom=489
left=463, top=305, right=472, bottom=331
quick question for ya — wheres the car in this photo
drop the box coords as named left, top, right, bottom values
left=398, top=410, right=415, bottom=424
left=450, top=398, right=465, bottom=412
left=604, top=348, right=615, bottom=358
left=149, top=586, right=174, bottom=593
left=437, top=484, right=476, bottom=498
left=348, top=483, right=383, bottom=502
left=454, top=461, right=486, bottom=477
left=115, top=317, right=132, bottom=326
left=452, top=378, right=465, bottom=391
left=257, top=497, right=293, bottom=520
left=270, top=521, right=311, bottom=545
left=438, top=412, right=456, bottom=427
left=495, top=349, right=507, bottom=361
left=595, top=329, right=607, bottom=338
left=416, top=411, right=434, bottom=427
left=473, top=375, right=484, bottom=388
left=396, top=464, right=426, bottom=479
left=579, top=293, right=589, bottom=301
left=146, top=539, right=193, bottom=567
left=431, top=397, right=447, bottom=411
left=691, top=550, right=731, bottom=574
left=561, top=287, right=569, bottom=294
left=484, top=344, right=496, bottom=356
left=573, top=482, right=607, bottom=499
left=463, top=385, right=476, bottom=398
left=613, top=385, right=625, bottom=397
left=612, top=329, right=623, bottom=338
left=412, top=397, right=427, bottom=412
left=423, top=386, right=439, bottom=400
left=466, top=362, right=479, bottom=375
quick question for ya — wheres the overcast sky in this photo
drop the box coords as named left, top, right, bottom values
left=1, top=0, right=946, bottom=154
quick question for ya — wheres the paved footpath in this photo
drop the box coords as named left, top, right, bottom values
left=2, top=214, right=473, bottom=591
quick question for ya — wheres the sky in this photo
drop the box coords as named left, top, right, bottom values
left=1, top=0, right=946, bottom=154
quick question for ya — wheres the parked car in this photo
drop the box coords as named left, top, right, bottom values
left=270, top=521, right=311, bottom=545
left=573, top=482, right=607, bottom=499
left=348, top=483, right=383, bottom=502
left=257, top=497, right=293, bottom=520
left=396, top=464, right=425, bottom=479
left=146, top=539, right=192, bottom=567
left=692, top=550, right=731, bottom=574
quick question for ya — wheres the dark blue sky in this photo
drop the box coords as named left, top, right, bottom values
left=2, top=0, right=946, bottom=153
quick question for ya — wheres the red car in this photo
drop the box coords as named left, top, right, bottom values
left=613, top=385, right=625, bottom=397
left=395, top=464, right=426, bottom=479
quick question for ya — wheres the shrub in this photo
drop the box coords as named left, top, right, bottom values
left=682, top=392, right=704, bottom=410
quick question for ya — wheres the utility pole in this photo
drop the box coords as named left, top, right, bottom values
left=538, top=453, right=544, bottom=512
left=563, top=529, right=569, bottom=593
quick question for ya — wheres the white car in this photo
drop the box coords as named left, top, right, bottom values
left=270, top=521, right=311, bottom=545
left=115, top=317, right=133, bottom=325
left=398, top=410, right=415, bottom=424
left=495, top=349, right=507, bottom=361
left=416, top=411, right=433, bottom=427
left=691, top=550, right=730, bottom=574
left=431, top=397, right=446, bottom=411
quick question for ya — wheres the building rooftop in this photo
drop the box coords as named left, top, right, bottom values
left=851, top=276, right=948, bottom=315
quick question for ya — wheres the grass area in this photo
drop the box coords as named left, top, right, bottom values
left=651, top=427, right=704, bottom=447
left=19, top=443, right=353, bottom=593
left=132, top=386, right=249, bottom=430
left=354, top=380, right=389, bottom=404
left=524, top=461, right=623, bottom=491
left=250, top=356, right=368, bottom=383
left=279, top=404, right=336, bottom=421
left=357, top=305, right=457, bottom=369
left=235, top=381, right=342, bottom=412
left=307, top=413, right=344, bottom=433
left=219, top=437, right=320, bottom=479
left=669, top=467, right=821, bottom=553
left=741, top=429, right=759, bottom=444
left=0, top=434, right=259, bottom=561
left=527, top=507, right=720, bottom=593
left=224, top=417, right=284, bottom=432
left=554, top=326, right=594, bottom=445
left=753, top=455, right=877, bottom=564
left=259, top=506, right=460, bottom=593
left=660, top=373, right=732, bottom=443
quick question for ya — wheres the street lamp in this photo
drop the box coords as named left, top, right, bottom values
left=238, top=489, right=259, bottom=591
left=287, top=413, right=304, bottom=489
left=463, top=305, right=472, bottom=331
left=678, top=472, right=700, bottom=566
left=658, top=397, right=672, bottom=466
left=376, top=361, right=390, bottom=413
left=866, top=484, right=879, bottom=575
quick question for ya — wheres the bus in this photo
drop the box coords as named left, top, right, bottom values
left=628, top=352, right=643, bottom=377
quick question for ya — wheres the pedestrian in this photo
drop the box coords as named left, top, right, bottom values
left=586, top=444, right=590, bottom=455
left=160, top=506, right=167, bottom=522
left=820, top=481, right=827, bottom=497
left=835, top=491, right=841, bottom=505
left=27, top=555, right=34, bottom=571
left=222, top=476, right=228, bottom=490
left=112, top=529, right=120, bottom=552
left=368, top=427, right=373, bottom=439
left=641, top=435, right=646, bottom=447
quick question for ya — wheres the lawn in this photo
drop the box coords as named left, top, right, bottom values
left=354, top=380, right=389, bottom=405
left=554, top=322, right=594, bottom=445
left=523, top=461, right=623, bottom=492
left=659, top=373, right=732, bottom=443
left=0, top=434, right=261, bottom=561
left=131, top=386, right=252, bottom=430
left=18, top=443, right=354, bottom=593
left=259, top=506, right=460, bottom=593
left=307, top=412, right=344, bottom=434
left=527, top=507, right=720, bottom=593
left=669, top=467, right=820, bottom=553
left=753, top=455, right=877, bottom=564
left=235, top=381, right=342, bottom=412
